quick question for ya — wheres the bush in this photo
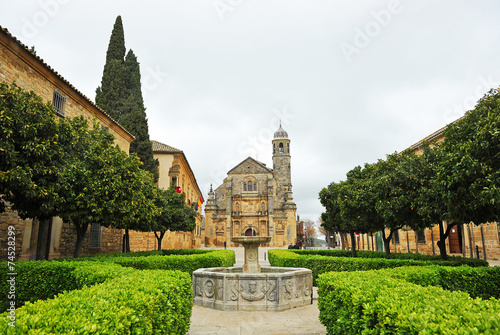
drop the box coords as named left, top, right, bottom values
left=0, top=269, right=192, bottom=334
left=110, top=250, right=235, bottom=274
left=0, top=261, right=134, bottom=312
left=56, top=249, right=235, bottom=274
left=269, top=249, right=489, bottom=284
left=377, top=265, right=500, bottom=300
left=290, top=249, right=488, bottom=266
left=317, top=270, right=500, bottom=334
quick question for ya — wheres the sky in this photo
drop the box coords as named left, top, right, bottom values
left=1, top=0, right=500, bottom=224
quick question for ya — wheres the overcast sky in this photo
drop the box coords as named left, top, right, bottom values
left=1, top=1, right=499, bottom=224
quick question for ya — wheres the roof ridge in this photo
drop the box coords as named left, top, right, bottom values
left=151, top=140, right=182, bottom=152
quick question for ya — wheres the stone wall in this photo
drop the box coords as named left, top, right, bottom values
left=58, top=224, right=122, bottom=258
left=0, top=36, right=132, bottom=152
left=0, top=204, right=31, bottom=261
left=128, top=230, right=202, bottom=251
left=353, top=222, right=500, bottom=260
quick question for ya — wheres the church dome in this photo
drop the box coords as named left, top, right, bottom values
left=274, top=124, right=288, bottom=138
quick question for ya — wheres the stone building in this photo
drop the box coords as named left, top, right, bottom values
left=128, top=140, right=204, bottom=251
left=0, top=26, right=134, bottom=260
left=351, top=119, right=500, bottom=260
left=204, top=125, right=297, bottom=247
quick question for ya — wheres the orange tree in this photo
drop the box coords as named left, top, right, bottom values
left=152, top=187, right=197, bottom=250
left=0, top=83, right=64, bottom=260
left=420, top=89, right=500, bottom=259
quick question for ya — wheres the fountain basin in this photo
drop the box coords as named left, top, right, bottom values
left=192, top=266, right=313, bottom=311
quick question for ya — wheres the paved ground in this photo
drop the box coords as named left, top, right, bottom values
left=188, top=247, right=327, bottom=335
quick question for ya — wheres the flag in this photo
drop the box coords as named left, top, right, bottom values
left=194, top=203, right=199, bottom=211
left=175, top=186, right=182, bottom=193
left=197, top=197, right=203, bottom=207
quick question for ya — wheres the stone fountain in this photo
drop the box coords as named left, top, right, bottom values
left=192, top=236, right=313, bottom=311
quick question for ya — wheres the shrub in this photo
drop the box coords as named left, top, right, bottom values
left=377, top=265, right=500, bottom=299
left=317, top=270, right=500, bottom=334
left=268, top=249, right=489, bottom=284
left=0, top=261, right=133, bottom=312
left=0, top=269, right=192, bottom=334
left=289, top=249, right=488, bottom=266
left=111, top=250, right=234, bottom=275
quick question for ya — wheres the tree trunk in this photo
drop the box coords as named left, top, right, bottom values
left=381, top=229, right=394, bottom=258
left=44, top=217, right=53, bottom=261
left=350, top=231, right=357, bottom=257
left=124, top=228, right=130, bottom=253
left=154, top=231, right=165, bottom=250
left=437, top=221, right=457, bottom=260
left=73, top=222, right=89, bottom=258
left=36, top=218, right=50, bottom=260
left=437, top=221, right=448, bottom=260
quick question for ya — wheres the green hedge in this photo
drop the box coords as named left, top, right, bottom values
left=57, top=249, right=235, bottom=274
left=377, top=265, right=500, bottom=300
left=110, top=250, right=235, bottom=275
left=0, top=269, right=192, bottom=334
left=317, top=270, right=500, bottom=334
left=0, top=261, right=133, bottom=312
left=268, top=249, right=489, bottom=284
left=291, top=249, right=489, bottom=266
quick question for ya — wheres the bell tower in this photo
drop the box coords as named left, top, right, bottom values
left=272, top=124, right=294, bottom=207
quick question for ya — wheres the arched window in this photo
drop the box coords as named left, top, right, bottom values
left=244, top=180, right=257, bottom=191
left=279, top=142, right=284, bottom=153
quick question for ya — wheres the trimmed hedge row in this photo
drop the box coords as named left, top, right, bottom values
left=109, top=251, right=235, bottom=275
left=317, top=270, right=500, bottom=334
left=291, top=249, right=489, bottom=266
left=1, top=249, right=234, bottom=313
left=377, top=265, right=500, bottom=300
left=0, top=261, right=134, bottom=312
left=57, top=249, right=235, bottom=275
left=268, top=249, right=489, bottom=284
left=1, top=269, right=192, bottom=334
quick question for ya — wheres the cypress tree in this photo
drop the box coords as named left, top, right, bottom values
left=122, top=49, right=159, bottom=181
left=96, top=16, right=126, bottom=121
left=95, top=16, right=158, bottom=182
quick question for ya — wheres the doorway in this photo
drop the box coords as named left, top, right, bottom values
left=449, top=224, right=462, bottom=254
left=245, top=228, right=257, bottom=236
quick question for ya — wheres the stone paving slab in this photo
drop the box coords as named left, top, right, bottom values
left=188, top=297, right=326, bottom=335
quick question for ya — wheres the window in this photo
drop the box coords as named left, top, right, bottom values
left=52, top=90, right=66, bottom=117
left=393, top=230, right=400, bottom=244
left=279, top=142, right=284, bottom=153
left=244, top=181, right=257, bottom=191
left=89, top=223, right=102, bottom=249
left=497, top=223, right=500, bottom=241
left=416, top=229, right=426, bottom=243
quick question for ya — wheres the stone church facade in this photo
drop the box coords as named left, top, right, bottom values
left=204, top=125, right=297, bottom=247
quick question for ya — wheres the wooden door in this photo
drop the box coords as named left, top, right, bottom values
left=449, top=225, right=462, bottom=254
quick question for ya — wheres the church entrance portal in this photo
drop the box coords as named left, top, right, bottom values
left=245, top=228, right=257, bottom=236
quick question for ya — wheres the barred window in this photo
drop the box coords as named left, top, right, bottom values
left=52, top=90, right=66, bottom=117
left=393, top=230, right=400, bottom=244
left=416, top=229, right=426, bottom=243
left=89, top=223, right=102, bottom=249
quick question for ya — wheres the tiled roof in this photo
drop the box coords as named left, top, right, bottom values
left=151, top=140, right=182, bottom=153
left=0, top=26, right=134, bottom=140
